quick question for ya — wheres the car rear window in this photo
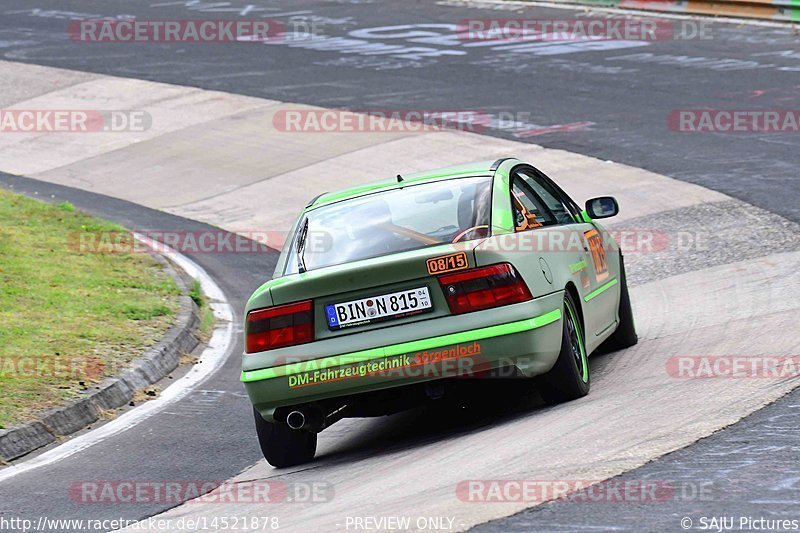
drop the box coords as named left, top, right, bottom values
left=284, top=176, right=492, bottom=274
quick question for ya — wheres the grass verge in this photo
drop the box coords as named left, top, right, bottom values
left=0, top=190, right=180, bottom=429
left=188, top=279, right=215, bottom=342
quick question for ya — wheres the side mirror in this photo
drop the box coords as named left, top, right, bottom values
left=585, top=196, right=619, bottom=219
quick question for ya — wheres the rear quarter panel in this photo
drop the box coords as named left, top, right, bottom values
left=485, top=162, right=622, bottom=355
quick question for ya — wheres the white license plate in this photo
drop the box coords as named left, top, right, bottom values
left=325, top=287, right=432, bottom=330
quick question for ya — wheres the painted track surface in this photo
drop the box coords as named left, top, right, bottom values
left=0, top=0, right=798, bottom=530
left=1, top=0, right=799, bottom=222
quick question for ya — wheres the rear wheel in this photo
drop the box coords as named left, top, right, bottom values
left=535, top=291, right=590, bottom=404
left=598, top=252, right=638, bottom=352
left=253, top=407, right=317, bottom=468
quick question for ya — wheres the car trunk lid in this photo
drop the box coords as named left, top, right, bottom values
left=269, top=243, right=478, bottom=339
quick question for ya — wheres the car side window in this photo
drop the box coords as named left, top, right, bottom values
left=517, top=171, right=577, bottom=225
left=510, top=176, right=557, bottom=231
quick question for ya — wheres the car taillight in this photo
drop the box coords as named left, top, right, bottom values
left=245, top=300, right=314, bottom=353
left=438, top=263, right=532, bottom=315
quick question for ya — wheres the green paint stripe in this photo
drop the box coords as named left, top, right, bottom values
left=569, top=259, right=588, bottom=274
left=584, top=278, right=619, bottom=302
left=792, top=0, right=800, bottom=22
left=241, top=308, right=562, bottom=383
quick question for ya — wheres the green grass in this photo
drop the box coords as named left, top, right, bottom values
left=0, top=190, right=180, bottom=429
left=188, top=278, right=215, bottom=339
left=189, top=280, right=215, bottom=342
left=188, top=279, right=204, bottom=307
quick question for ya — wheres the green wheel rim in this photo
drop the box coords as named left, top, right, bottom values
left=564, top=297, right=588, bottom=383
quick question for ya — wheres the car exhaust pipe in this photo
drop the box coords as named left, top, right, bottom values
left=286, top=410, right=306, bottom=430
left=284, top=404, right=348, bottom=432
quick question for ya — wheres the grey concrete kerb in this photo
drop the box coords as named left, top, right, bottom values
left=0, top=255, right=202, bottom=463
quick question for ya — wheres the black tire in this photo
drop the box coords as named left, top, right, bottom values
left=253, top=407, right=317, bottom=468
left=535, top=291, right=590, bottom=405
left=598, top=253, right=638, bottom=352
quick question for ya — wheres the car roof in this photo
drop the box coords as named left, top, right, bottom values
left=306, top=159, right=518, bottom=211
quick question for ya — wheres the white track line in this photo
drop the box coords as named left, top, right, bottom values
left=0, top=233, right=235, bottom=483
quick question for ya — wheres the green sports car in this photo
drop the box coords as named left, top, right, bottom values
left=242, top=157, right=637, bottom=467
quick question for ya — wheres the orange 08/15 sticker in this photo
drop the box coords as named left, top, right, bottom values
left=427, top=251, right=469, bottom=275
left=584, top=229, right=609, bottom=282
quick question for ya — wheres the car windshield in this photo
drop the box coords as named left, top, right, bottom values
left=285, top=176, right=492, bottom=274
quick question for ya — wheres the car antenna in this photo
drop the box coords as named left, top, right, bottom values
left=396, top=174, right=404, bottom=183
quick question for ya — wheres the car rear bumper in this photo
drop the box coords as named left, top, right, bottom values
left=243, top=292, right=564, bottom=422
